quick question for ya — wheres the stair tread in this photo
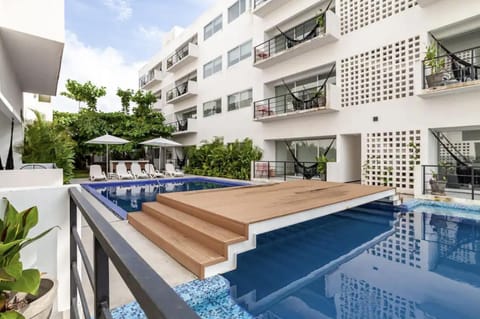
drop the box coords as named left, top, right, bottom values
left=143, top=202, right=246, bottom=244
left=129, top=212, right=226, bottom=267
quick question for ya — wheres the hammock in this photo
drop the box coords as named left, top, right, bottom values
left=175, top=150, right=187, bottom=169
left=275, top=0, right=334, bottom=46
left=178, top=119, right=188, bottom=131
left=283, top=64, right=336, bottom=110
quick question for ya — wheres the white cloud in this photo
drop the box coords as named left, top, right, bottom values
left=138, top=25, right=166, bottom=43
left=103, top=0, right=132, bottom=21
left=52, top=31, right=144, bottom=113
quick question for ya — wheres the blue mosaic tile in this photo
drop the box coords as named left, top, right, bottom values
left=111, top=275, right=253, bottom=319
left=403, top=198, right=480, bottom=213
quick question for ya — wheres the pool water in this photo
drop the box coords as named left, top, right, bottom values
left=112, top=200, right=480, bottom=319
left=83, top=177, right=246, bottom=219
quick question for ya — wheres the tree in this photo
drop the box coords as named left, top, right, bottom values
left=131, top=90, right=157, bottom=117
left=61, top=79, right=107, bottom=111
left=18, top=110, right=76, bottom=183
left=117, top=88, right=134, bottom=114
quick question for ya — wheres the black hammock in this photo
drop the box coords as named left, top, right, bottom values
left=431, top=34, right=480, bottom=81
left=285, top=137, right=335, bottom=180
left=176, top=151, right=187, bottom=169
left=283, top=63, right=336, bottom=111
left=275, top=0, right=334, bottom=47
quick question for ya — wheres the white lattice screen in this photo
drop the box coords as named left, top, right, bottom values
left=439, top=142, right=471, bottom=163
left=364, top=129, right=421, bottom=192
left=339, top=0, right=417, bottom=35
left=341, top=36, right=421, bottom=108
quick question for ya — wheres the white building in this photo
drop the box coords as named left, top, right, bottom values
left=0, top=0, right=64, bottom=169
left=139, top=0, right=480, bottom=194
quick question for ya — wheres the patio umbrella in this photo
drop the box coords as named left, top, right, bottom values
left=6, top=119, right=14, bottom=170
left=140, top=137, right=182, bottom=169
left=86, top=134, right=130, bottom=175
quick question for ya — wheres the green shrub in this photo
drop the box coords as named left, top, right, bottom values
left=184, top=138, right=262, bottom=180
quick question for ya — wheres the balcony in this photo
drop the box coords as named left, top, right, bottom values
left=254, top=83, right=339, bottom=121
left=253, top=11, right=340, bottom=69
left=418, top=46, right=480, bottom=98
left=140, top=69, right=165, bottom=90
left=166, top=42, right=199, bottom=73
left=166, top=81, right=198, bottom=104
left=169, top=118, right=198, bottom=136
left=252, top=0, right=289, bottom=17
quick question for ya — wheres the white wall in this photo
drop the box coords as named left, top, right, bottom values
left=0, top=170, right=64, bottom=189
left=0, top=185, right=78, bottom=313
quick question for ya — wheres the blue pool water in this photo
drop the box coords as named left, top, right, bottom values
left=112, top=200, right=480, bottom=319
left=83, top=177, right=247, bottom=219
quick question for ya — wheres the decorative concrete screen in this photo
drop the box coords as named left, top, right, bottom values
left=341, top=36, right=421, bottom=108
left=439, top=142, right=471, bottom=164
left=367, top=213, right=422, bottom=269
left=339, top=0, right=417, bottom=35
left=364, top=129, right=421, bottom=193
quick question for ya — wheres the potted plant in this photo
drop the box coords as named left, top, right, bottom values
left=430, top=168, right=447, bottom=195
left=425, top=43, right=446, bottom=88
left=316, top=10, right=326, bottom=34
left=0, top=199, right=56, bottom=319
left=317, top=155, right=328, bottom=180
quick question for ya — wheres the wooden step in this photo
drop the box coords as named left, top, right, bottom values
left=142, top=202, right=246, bottom=256
left=128, top=212, right=225, bottom=279
left=156, top=194, right=248, bottom=236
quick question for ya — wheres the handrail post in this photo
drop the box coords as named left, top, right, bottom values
left=284, top=95, right=287, bottom=114
left=284, top=161, right=287, bottom=181
left=70, top=198, right=77, bottom=319
left=422, top=165, right=425, bottom=195
left=267, top=161, right=270, bottom=180
left=94, top=238, right=109, bottom=319
left=471, top=167, right=475, bottom=200
left=253, top=161, right=256, bottom=179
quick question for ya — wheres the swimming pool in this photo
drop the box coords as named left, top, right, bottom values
left=83, top=177, right=248, bottom=219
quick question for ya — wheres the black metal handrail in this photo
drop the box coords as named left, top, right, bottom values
left=422, top=45, right=480, bottom=89
left=167, top=43, right=191, bottom=69
left=167, top=119, right=189, bottom=132
left=421, top=164, right=480, bottom=200
left=69, top=188, right=200, bottom=319
left=254, top=15, right=325, bottom=63
left=253, top=160, right=326, bottom=181
left=254, top=85, right=327, bottom=119
left=166, top=81, right=192, bottom=102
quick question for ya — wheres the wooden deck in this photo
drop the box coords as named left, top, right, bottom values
left=129, top=180, right=395, bottom=279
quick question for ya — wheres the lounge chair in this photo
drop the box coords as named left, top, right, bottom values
left=89, top=165, right=107, bottom=181
left=145, top=163, right=164, bottom=178
left=165, top=163, right=184, bottom=177
left=131, top=163, right=149, bottom=179
left=116, top=163, right=134, bottom=180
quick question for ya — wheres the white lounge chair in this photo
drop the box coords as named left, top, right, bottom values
left=131, top=163, right=149, bottom=179
left=165, top=163, right=184, bottom=177
left=116, top=163, right=134, bottom=180
left=89, top=165, right=107, bottom=181
left=144, top=163, right=164, bottom=178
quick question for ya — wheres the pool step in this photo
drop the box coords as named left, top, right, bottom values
left=128, top=212, right=226, bottom=278
left=142, top=202, right=246, bottom=256
left=156, top=194, right=248, bottom=236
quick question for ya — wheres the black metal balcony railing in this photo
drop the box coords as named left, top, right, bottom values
left=253, top=161, right=326, bottom=181
left=139, top=69, right=160, bottom=87
left=167, top=119, right=189, bottom=132
left=254, top=15, right=325, bottom=63
left=254, top=85, right=327, bottom=119
left=166, top=81, right=192, bottom=102
left=254, top=0, right=269, bottom=8
left=69, top=188, right=200, bottom=319
left=421, top=164, right=480, bottom=200
left=167, top=43, right=191, bottom=69
left=423, top=46, right=480, bottom=89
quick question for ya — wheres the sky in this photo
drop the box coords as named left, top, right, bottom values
left=53, top=0, right=215, bottom=113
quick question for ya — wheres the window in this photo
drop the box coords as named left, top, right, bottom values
left=204, top=15, right=223, bottom=40
left=228, top=0, right=246, bottom=23
left=203, top=99, right=222, bottom=117
left=228, top=40, right=252, bottom=66
left=228, top=89, right=252, bottom=111
left=203, top=56, right=222, bottom=78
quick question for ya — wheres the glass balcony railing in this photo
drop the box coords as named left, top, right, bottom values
left=167, top=119, right=189, bottom=133
left=254, top=0, right=270, bottom=8
left=166, top=81, right=196, bottom=102
left=167, top=43, right=191, bottom=70
left=254, top=15, right=325, bottom=63
left=254, top=85, right=328, bottom=119
left=423, top=45, right=480, bottom=89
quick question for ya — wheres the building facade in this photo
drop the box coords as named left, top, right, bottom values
left=0, top=0, right=64, bottom=169
left=139, top=0, right=480, bottom=193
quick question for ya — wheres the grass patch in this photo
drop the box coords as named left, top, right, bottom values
left=73, top=169, right=89, bottom=179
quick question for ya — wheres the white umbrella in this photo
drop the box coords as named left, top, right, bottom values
left=140, top=137, right=182, bottom=169
left=86, top=134, right=130, bottom=175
